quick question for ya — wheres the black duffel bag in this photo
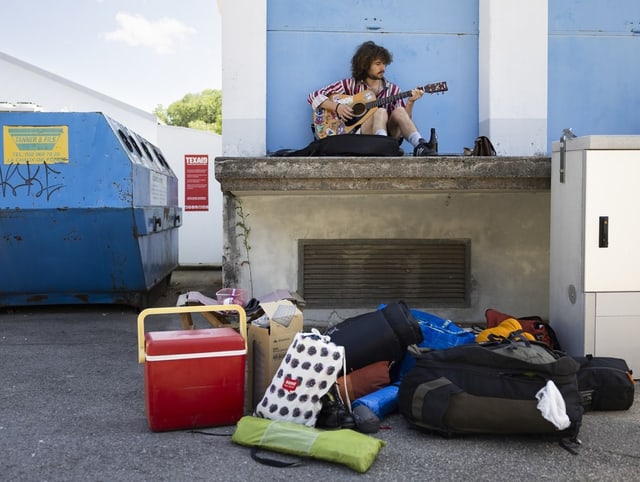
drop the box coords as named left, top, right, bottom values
left=573, top=355, right=635, bottom=411
left=398, top=338, right=583, bottom=445
left=325, top=301, right=423, bottom=373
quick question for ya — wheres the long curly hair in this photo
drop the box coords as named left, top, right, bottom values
left=351, top=41, right=393, bottom=81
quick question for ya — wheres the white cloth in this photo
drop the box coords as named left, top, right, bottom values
left=535, top=380, right=571, bottom=430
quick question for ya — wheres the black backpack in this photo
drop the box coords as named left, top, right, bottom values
left=398, top=339, right=583, bottom=452
left=272, top=134, right=404, bottom=157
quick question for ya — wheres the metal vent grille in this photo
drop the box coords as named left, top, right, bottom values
left=299, top=239, right=470, bottom=308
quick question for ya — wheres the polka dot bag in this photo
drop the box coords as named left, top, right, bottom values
left=254, top=329, right=346, bottom=427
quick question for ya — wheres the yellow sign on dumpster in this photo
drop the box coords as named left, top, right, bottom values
left=3, top=125, right=69, bottom=164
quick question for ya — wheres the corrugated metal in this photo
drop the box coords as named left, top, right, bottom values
left=299, top=239, right=470, bottom=308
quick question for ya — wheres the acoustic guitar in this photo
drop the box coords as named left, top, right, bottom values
left=312, top=81, right=448, bottom=138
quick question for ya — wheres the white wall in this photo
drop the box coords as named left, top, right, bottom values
left=220, top=0, right=267, bottom=156
left=479, top=0, right=548, bottom=155
left=158, top=125, right=223, bottom=266
left=0, top=52, right=158, bottom=142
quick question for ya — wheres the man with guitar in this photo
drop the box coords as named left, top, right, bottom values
left=308, top=40, right=443, bottom=156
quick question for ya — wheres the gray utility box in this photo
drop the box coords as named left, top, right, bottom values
left=550, top=135, right=640, bottom=375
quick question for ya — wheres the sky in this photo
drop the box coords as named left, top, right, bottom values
left=0, top=0, right=222, bottom=113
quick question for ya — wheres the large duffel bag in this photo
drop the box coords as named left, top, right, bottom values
left=325, top=301, right=423, bottom=373
left=398, top=339, right=583, bottom=443
left=573, top=355, right=635, bottom=411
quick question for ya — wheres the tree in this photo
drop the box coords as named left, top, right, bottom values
left=153, top=89, right=222, bottom=135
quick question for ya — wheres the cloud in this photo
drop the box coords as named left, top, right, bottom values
left=102, top=12, right=196, bottom=55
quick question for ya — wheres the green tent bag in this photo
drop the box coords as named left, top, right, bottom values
left=231, top=416, right=385, bottom=473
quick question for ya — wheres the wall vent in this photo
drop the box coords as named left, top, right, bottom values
left=298, top=239, right=470, bottom=308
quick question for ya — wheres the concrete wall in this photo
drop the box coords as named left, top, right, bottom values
left=216, top=155, right=551, bottom=324
left=231, top=190, right=549, bottom=325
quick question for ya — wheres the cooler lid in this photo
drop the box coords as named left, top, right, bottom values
left=145, top=327, right=244, bottom=357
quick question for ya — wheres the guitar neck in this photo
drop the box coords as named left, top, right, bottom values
left=367, top=90, right=414, bottom=109
left=366, top=81, right=447, bottom=109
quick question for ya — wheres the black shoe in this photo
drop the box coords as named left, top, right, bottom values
left=315, top=388, right=356, bottom=430
left=316, top=398, right=355, bottom=429
left=413, top=140, right=436, bottom=157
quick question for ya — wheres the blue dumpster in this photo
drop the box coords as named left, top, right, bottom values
left=0, top=112, right=182, bottom=309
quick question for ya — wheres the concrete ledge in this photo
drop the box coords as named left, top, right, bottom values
left=215, top=156, right=551, bottom=192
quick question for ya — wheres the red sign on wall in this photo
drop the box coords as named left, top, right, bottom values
left=184, top=154, right=209, bottom=211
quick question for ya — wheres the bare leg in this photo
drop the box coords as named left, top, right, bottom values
left=388, top=107, right=419, bottom=140
left=360, top=108, right=389, bottom=135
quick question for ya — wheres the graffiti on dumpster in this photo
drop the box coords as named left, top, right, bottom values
left=0, top=162, right=64, bottom=200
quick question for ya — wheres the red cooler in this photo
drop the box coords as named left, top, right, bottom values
left=137, top=305, right=247, bottom=432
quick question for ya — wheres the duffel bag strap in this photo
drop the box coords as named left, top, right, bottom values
left=486, top=330, right=531, bottom=347
left=250, top=447, right=306, bottom=468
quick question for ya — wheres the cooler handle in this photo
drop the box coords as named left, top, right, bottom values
left=137, top=304, right=247, bottom=364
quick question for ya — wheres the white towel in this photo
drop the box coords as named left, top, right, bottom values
left=535, top=380, right=571, bottom=430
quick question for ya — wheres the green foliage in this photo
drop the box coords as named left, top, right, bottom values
left=234, top=198, right=253, bottom=296
left=153, top=89, right=222, bottom=135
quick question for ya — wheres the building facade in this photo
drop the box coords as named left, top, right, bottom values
left=217, top=0, right=640, bottom=324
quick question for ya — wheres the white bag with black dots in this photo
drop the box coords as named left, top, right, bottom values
left=254, top=329, right=346, bottom=427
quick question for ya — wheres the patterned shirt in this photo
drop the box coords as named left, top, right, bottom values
left=307, top=78, right=406, bottom=115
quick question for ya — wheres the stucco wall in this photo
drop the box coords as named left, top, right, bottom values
left=229, top=191, right=549, bottom=325
left=216, top=154, right=552, bottom=326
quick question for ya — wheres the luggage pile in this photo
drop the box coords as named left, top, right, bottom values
left=236, top=301, right=424, bottom=472
left=137, top=298, right=635, bottom=471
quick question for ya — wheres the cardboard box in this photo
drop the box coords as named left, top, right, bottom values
left=246, top=300, right=303, bottom=411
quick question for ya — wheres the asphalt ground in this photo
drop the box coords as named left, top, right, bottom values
left=1, top=270, right=640, bottom=481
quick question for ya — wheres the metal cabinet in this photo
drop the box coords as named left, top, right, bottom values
left=550, top=135, right=640, bottom=374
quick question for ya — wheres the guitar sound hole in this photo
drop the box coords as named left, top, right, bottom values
left=351, top=103, right=366, bottom=117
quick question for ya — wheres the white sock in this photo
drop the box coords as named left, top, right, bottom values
left=408, top=131, right=423, bottom=147
left=375, top=129, right=387, bottom=136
